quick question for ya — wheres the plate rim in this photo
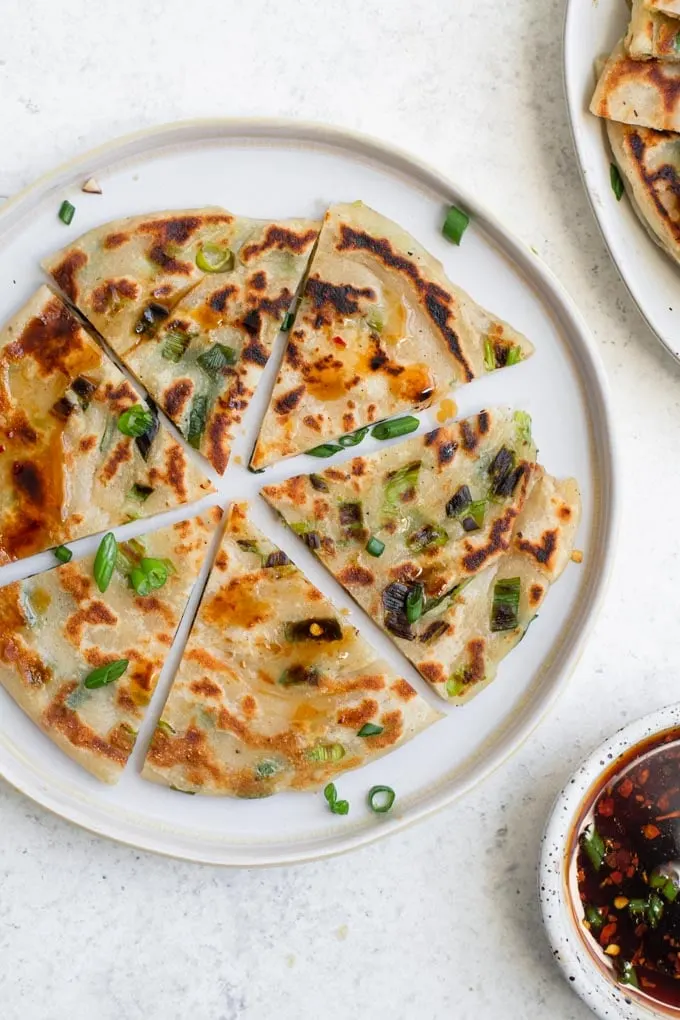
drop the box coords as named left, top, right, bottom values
left=562, top=0, right=680, bottom=365
left=0, top=116, right=620, bottom=867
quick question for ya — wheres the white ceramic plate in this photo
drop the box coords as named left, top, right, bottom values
left=0, top=119, right=617, bottom=866
left=564, top=0, right=680, bottom=359
left=540, top=706, right=680, bottom=1020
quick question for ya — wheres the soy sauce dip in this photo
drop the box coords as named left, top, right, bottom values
left=571, top=728, right=680, bottom=1010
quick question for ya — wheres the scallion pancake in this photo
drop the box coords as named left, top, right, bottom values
left=0, top=509, right=219, bottom=783
left=262, top=409, right=580, bottom=703
left=627, top=0, right=680, bottom=60
left=142, top=503, right=440, bottom=796
left=591, top=39, right=680, bottom=131
left=607, top=119, right=680, bottom=263
left=250, top=202, right=533, bottom=469
left=43, top=209, right=319, bottom=473
left=644, top=0, right=680, bottom=18
left=0, top=287, right=213, bottom=565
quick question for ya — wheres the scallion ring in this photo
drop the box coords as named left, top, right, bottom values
left=54, top=545, right=72, bottom=564
left=196, top=244, right=235, bottom=273
left=368, top=785, right=396, bottom=814
left=442, top=204, right=470, bottom=245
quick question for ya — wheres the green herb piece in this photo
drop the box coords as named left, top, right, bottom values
left=446, top=668, right=468, bottom=698
left=117, top=404, right=154, bottom=438
left=406, top=522, right=449, bottom=553
left=84, top=658, right=129, bottom=689
left=338, top=426, right=369, bottom=448
left=372, top=415, right=419, bottom=441
left=254, top=759, right=282, bottom=780
left=196, top=342, right=238, bottom=380
left=99, top=417, right=116, bottom=451
left=54, top=545, right=72, bottom=564
left=161, top=330, right=191, bottom=363
left=366, top=536, right=385, bottom=557
left=324, top=782, right=337, bottom=806
left=94, top=532, right=118, bottom=593
left=628, top=898, right=648, bottom=916
left=618, top=961, right=639, bottom=989
left=581, top=823, right=606, bottom=872
left=483, top=337, right=495, bottom=371
left=610, top=163, right=624, bottom=201
left=156, top=719, right=176, bottom=736
left=358, top=723, right=384, bottom=737
left=649, top=870, right=667, bottom=889
left=490, top=577, right=521, bottom=632
left=460, top=499, right=486, bottom=532
left=584, top=903, right=603, bottom=930
left=442, top=204, right=470, bottom=245
left=366, top=309, right=383, bottom=332
left=129, top=557, right=170, bottom=597
left=281, top=311, right=294, bottom=331
left=506, top=346, right=522, bottom=366
left=308, top=743, right=345, bottom=763
left=128, top=483, right=154, bottom=503
left=368, top=785, right=396, bottom=814
left=514, top=410, right=533, bottom=447
left=383, top=460, right=421, bottom=514
left=308, top=443, right=342, bottom=458
left=405, top=583, right=424, bottom=624
left=187, top=394, right=209, bottom=448
left=331, top=799, right=350, bottom=815
left=58, top=200, right=75, bottom=225
left=196, top=243, right=235, bottom=273
left=663, top=878, right=679, bottom=902
left=648, top=893, right=665, bottom=928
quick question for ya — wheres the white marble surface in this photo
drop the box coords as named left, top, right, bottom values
left=0, top=1, right=677, bottom=1017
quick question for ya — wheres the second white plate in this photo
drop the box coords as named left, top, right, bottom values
left=0, top=119, right=617, bottom=866
left=564, top=0, right=680, bottom=359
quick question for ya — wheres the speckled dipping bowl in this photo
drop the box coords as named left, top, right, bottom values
left=540, top=705, right=680, bottom=1020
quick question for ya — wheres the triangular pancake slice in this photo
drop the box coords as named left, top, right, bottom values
left=607, top=120, right=680, bottom=263
left=43, top=209, right=319, bottom=473
left=591, top=40, right=680, bottom=131
left=250, top=201, right=533, bottom=469
left=0, top=508, right=220, bottom=782
left=627, top=0, right=680, bottom=60
left=142, top=503, right=440, bottom=797
left=261, top=409, right=581, bottom=703
left=644, top=0, right=680, bottom=18
left=0, top=287, right=213, bottom=565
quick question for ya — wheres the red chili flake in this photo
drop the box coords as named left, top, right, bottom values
left=610, top=870, right=623, bottom=885
left=332, top=336, right=347, bottom=348
left=618, top=777, right=634, bottom=798
left=600, top=922, right=618, bottom=946
left=643, top=824, right=661, bottom=839
left=626, top=865, right=636, bottom=878
left=599, top=797, right=615, bottom=817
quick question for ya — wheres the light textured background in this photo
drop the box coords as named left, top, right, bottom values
left=0, top=1, right=675, bottom=1018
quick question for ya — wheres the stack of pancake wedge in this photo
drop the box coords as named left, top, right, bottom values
left=590, top=1, right=680, bottom=265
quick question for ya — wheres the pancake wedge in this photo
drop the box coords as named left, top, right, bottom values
left=0, top=287, right=213, bottom=565
left=250, top=202, right=533, bottom=469
left=262, top=409, right=581, bottom=703
left=644, top=0, right=680, bottom=17
left=142, top=503, right=440, bottom=796
left=0, top=509, right=220, bottom=782
left=607, top=120, right=680, bottom=263
left=591, top=39, right=680, bottom=131
left=627, top=0, right=680, bottom=60
left=43, top=209, right=319, bottom=473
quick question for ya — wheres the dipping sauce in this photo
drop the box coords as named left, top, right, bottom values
left=573, top=728, right=680, bottom=1009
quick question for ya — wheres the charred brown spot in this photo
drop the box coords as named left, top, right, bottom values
left=103, top=380, right=138, bottom=412
left=420, top=661, right=448, bottom=685
left=6, top=298, right=90, bottom=378
left=165, top=445, right=188, bottom=500
left=274, top=385, right=305, bottom=415
left=304, top=276, right=376, bottom=327
left=529, top=583, right=544, bottom=607
left=147, top=724, right=228, bottom=784
left=65, top=600, right=118, bottom=644
left=43, top=684, right=128, bottom=766
left=420, top=620, right=452, bottom=643
left=206, top=412, right=231, bottom=476
left=241, top=225, right=317, bottom=261
left=190, top=677, right=223, bottom=698
left=517, top=529, right=558, bottom=569
left=12, top=461, right=43, bottom=503
left=337, top=564, right=374, bottom=586
left=91, top=277, right=139, bottom=314
left=391, top=678, right=417, bottom=702
left=461, top=508, right=518, bottom=573
left=351, top=458, right=366, bottom=477
left=50, top=250, right=87, bottom=301
left=57, top=564, right=93, bottom=603
left=149, top=245, right=193, bottom=275
left=242, top=339, right=269, bottom=366
left=558, top=504, right=572, bottom=521
left=459, top=419, right=478, bottom=453
left=424, top=429, right=441, bottom=446
left=99, top=439, right=132, bottom=483
left=250, top=271, right=267, bottom=291
left=337, top=698, right=379, bottom=728
left=104, top=232, right=129, bottom=249
left=302, top=414, right=322, bottom=433
left=208, top=285, right=237, bottom=313
left=163, top=378, right=194, bottom=420
left=337, top=225, right=473, bottom=381
left=285, top=339, right=302, bottom=369
left=437, top=439, right=457, bottom=466
left=139, top=214, right=204, bottom=245
left=78, top=434, right=98, bottom=453
left=478, top=410, right=490, bottom=434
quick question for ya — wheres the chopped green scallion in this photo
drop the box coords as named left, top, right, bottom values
left=58, top=200, right=75, bottom=225
left=338, top=426, right=369, bottom=448
left=490, top=577, right=521, bottom=632
left=196, top=342, right=238, bottom=379
left=610, top=163, right=624, bottom=202
left=581, top=823, right=606, bottom=872
left=281, top=311, right=294, bottom=331
left=93, top=532, right=117, bottom=593
left=368, top=785, right=396, bottom=814
left=372, top=416, right=419, bottom=441
left=483, top=337, right=495, bottom=372
left=128, top=483, right=154, bottom=503
left=506, top=346, right=522, bottom=366
left=117, top=404, right=155, bottom=438
left=405, top=583, right=424, bottom=624
left=618, top=961, right=639, bottom=989
left=584, top=903, right=603, bottom=930
left=187, top=395, right=209, bottom=448
left=54, top=545, right=72, bottom=564
left=196, top=244, right=235, bottom=273
left=442, top=204, right=470, bottom=245
left=161, top=330, right=191, bottom=363
left=308, top=443, right=342, bottom=458
left=357, top=723, right=383, bottom=737
left=308, top=743, right=345, bottom=763
left=366, top=536, right=385, bottom=557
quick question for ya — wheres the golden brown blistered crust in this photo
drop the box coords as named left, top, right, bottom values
left=50, top=250, right=88, bottom=302
left=623, top=127, right=680, bottom=246
left=43, top=683, right=129, bottom=766
left=240, top=226, right=318, bottom=262
left=335, top=224, right=474, bottom=382
left=516, top=528, right=558, bottom=570
left=596, top=51, right=680, bottom=119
